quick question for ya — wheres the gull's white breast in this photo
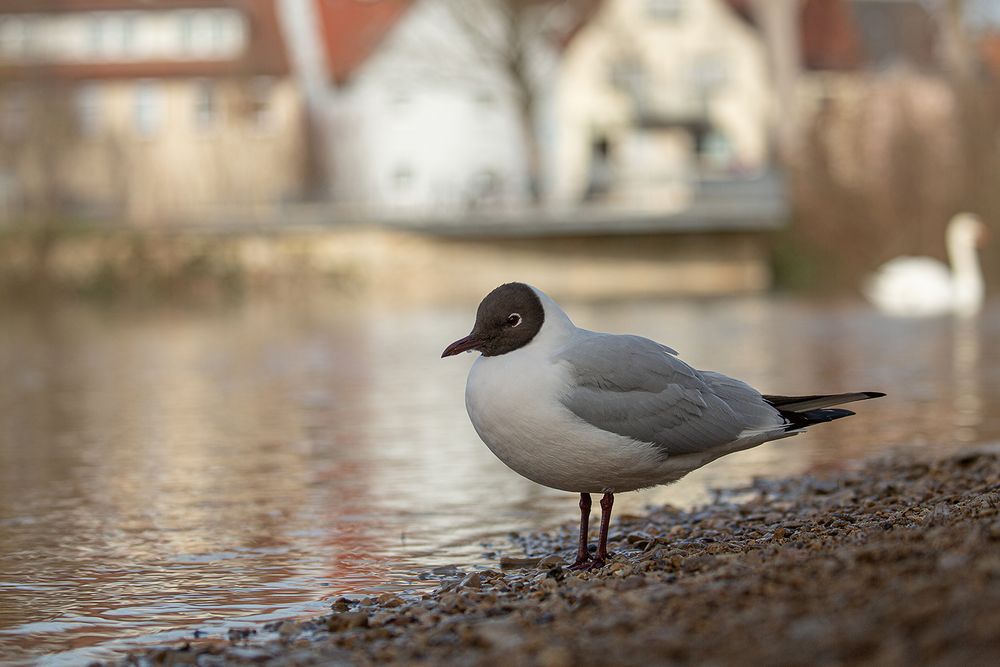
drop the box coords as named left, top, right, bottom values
left=464, top=340, right=707, bottom=494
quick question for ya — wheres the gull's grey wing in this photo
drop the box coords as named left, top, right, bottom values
left=555, top=334, right=784, bottom=455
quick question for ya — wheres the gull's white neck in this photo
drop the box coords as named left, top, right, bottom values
left=527, top=287, right=579, bottom=350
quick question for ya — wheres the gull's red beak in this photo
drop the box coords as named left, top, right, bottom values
left=442, top=334, right=482, bottom=358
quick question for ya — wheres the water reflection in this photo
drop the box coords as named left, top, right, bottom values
left=1, top=294, right=999, bottom=664
left=952, top=318, right=982, bottom=443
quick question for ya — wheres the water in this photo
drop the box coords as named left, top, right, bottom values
left=2, top=293, right=999, bottom=664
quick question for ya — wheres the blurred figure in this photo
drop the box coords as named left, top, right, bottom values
left=865, top=212, right=987, bottom=317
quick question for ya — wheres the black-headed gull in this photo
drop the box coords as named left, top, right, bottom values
left=443, top=283, right=884, bottom=569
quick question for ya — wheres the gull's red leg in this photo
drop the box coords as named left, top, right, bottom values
left=568, top=493, right=592, bottom=569
left=594, top=492, right=615, bottom=565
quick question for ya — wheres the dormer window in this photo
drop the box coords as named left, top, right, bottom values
left=647, top=0, right=684, bottom=21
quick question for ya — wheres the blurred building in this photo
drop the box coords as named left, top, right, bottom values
left=794, top=0, right=940, bottom=104
left=305, top=0, right=775, bottom=216
left=723, top=0, right=1000, bottom=287
left=308, top=0, right=607, bottom=216
left=312, top=0, right=532, bottom=215
left=0, top=0, right=307, bottom=223
left=0, top=0, right=786, bottom=224
left=549, top=0, right=772, bottom=208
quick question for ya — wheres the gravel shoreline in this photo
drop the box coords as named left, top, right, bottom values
left=124, top=449, right=1000, bottom=666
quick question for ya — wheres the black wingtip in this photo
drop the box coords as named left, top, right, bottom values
left=863, top=391, right=887, bottom=399
left=783, top=407, right=857, bottom=429
left=802, top=407, right=856, bottom=422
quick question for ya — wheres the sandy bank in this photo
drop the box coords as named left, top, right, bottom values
left=123, top=449, right=1000, bottom=666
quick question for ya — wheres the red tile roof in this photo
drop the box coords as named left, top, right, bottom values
left=725, top=0, right=936, bottom=72
left=800, top=0, right=862, bottom=70
left=0, top=0, right=290, bottom=80
left=981, top=33, right=1000, bottom=79
left=724, top=0, right=861, bottom=70
left=313, top=0, right=603, bottom=86
left=313, top=0, right=411, bottom=86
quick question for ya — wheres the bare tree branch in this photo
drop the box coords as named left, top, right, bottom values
left=414, top=0, right=597, bottom=201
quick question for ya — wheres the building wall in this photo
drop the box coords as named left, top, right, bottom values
left=0, top=76, right=305, bottom=222
left=326, top=0, right=530, bottom=215
left=550, top=0, right=772, bottom=205
left=0, top=1, right=302, bottom=223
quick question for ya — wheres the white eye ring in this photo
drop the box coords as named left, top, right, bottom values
left=508, top=313, right=522, bottom=327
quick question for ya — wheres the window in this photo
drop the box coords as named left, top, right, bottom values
left=216, top=11, right=245, bottom=54
left=473, top=90, right=496, bottom=108
left=647, top=0, right=684, bottom=21
left=193, top=79, right=216, bottom=130
left=467, top=169, right=501, bottom=206
left=87, top=13, right=138, bottom=58
left=121, top=13, right=138, bottom=57
left=210, top=11, right=226, bottom=50
left=178, top=9, right=243, bottom=57
left=75, top=83, right=101, bottom=137
left=87, top=14, right=104, bottom=55
left=691, top=56, right=727, bottom=91
left=0, top=86, right=27, bottom=140
left=0, top=16, right=30, bottom=58
left=133, top=80, right=162, bottom=137
left=179, top=11, right=212, bottom=56
left=392, top=165, right=414, bottom=191
left=609, top=57, right=644, bottom=93
left=178, top=12, right=194, bottom=54
left=390, top=90, right=411, bottom=110
left=250, top=76, right=275, bottom=128
left=701, top=130, right=733, bottom=164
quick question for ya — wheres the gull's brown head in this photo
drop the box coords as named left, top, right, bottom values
left=442, top=283, right=545, bottom=358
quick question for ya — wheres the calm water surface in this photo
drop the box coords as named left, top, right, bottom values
left=2, top=294, right=1000, bottom=664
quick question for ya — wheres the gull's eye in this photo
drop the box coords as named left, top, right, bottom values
left=507, top=313, right=522, bottom=328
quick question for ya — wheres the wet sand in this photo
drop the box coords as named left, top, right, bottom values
left=123, top=448, right=1000, bottom=666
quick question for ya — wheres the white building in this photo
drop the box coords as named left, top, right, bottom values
left=303, top=0, right=773, bottom=216
left=547, top=0, right=773, bottom=208
left=312, top=0, right=578, bottom=215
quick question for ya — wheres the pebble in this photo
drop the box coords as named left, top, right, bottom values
left=988, top=521, right=1000, bottom=540
left=537, top=555, right=564, bottom=568
left=499, top=555, right=543, bottom=568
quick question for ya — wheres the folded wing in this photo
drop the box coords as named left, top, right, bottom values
left=555, top=334, right=785, bottom=456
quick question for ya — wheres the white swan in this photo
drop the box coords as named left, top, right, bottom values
left=865, top=213, right=987, bottom=317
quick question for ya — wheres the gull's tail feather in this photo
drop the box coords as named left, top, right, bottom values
left=763, top=391, right=885, bottom=429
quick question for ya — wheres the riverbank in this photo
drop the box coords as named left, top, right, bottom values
left=119, top=448, right=1000, bottom=666
left=0, top=223, right=770, bottom=304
